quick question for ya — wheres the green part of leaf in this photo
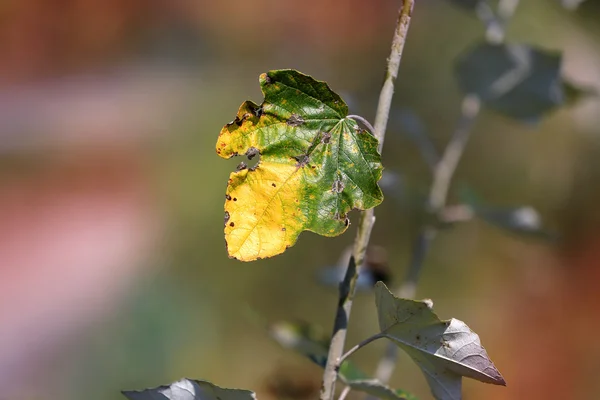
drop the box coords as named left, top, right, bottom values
left=269, top=320, right=418, bottom=400
left=455, top=42, right=564, bottom=121
left=216, top=69, right=384, bottom=261
left=374, top=282, right=506, bottom=400
left=122, top=379, right=256, bottom=400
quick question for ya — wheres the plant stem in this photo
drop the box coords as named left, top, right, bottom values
left=348, top=115, right=375, bottom=134
left=338, top=332, right=386, bottom=365
left=369, top=95, right=481, bottom=387
left=319, top=2, right=415, bottom=400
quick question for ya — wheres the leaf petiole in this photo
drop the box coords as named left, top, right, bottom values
left=347, top=115, right=375, bottom=134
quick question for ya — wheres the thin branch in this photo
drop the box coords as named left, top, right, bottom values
left=339, top=332, right=386, bottom=366
left=429, top=95, right=481, bottom=211
left=319, top=2, right=415, bottom=400
left=348, top=115, right=375, bottom=134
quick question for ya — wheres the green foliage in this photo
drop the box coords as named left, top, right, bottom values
left=374, top=282, right=505, bottom=400
left=122, top=379, right=256, bottom=400
left=216, top=69, right=383, bottom=261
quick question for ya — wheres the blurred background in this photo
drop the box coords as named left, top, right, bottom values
left=1, top=0, right=600, bottom=399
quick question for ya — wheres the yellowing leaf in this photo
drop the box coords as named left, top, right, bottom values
left=216, top=70, right=383, bottom=261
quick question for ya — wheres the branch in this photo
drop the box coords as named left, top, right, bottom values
left=319, top=2, right=415, bottom=400
left=339, top=332, right=386, bottom=366
left=429, top=95, right=481, bottom=211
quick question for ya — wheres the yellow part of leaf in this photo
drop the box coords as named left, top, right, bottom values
left=224, top=161, right=306, bottom=261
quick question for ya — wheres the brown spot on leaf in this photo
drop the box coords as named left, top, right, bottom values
left=294, top=155, right=309, bottom=168
left=236, top=162, right=247, bottom=171
left=272, top=183, right=277, bottom=187
left=229, top=222, right=235, bottom=227
left=246, top=147, right=259, bottom=160
left=321, top=132, right=331, bottom=144
left=332, top=178, right=345, bottom=193
left=225, top=194, right=232, bottom=201
left=287, top=114, right=305, bottom=127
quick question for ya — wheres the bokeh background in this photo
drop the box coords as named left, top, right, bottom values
left=1, top=0, right=600, bottom=399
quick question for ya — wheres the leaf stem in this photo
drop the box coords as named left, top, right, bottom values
left=339, top=332, right=386, bottom=366
left=319, top=2, right=415, bottom=400
left=347, top=115, right=375, bottom=134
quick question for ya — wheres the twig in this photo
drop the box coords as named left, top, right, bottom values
left=429, top=95, right=481, bottom=211
left=319, top=2, right=415, bottom=400
left=348, top=115, right=375, bottom=134
left=339, top=332, right=386, bottom=366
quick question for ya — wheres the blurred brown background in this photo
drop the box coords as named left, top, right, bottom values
left=1, top=0, right=599, bottom=399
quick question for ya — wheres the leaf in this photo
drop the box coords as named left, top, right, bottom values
left=269, top=320, right=418, bottom=400
left=374, top=282, right=505, bottom=400
left=122, top=379, right=256, bottom=400
left=455, top=42, right=564, bottom=120
left=216, top=70, right=383, bottom=261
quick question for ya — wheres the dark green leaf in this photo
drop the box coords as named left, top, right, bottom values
left=122, top=379, right=255, bottom=400
left=455, top=42, right=564, bottom=120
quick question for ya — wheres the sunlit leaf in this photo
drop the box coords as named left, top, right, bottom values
left=374, top=282, right=505, bottom=400
left=269, top=320, right=417, bottom=399
left=455, top=42, right=564, bottom=120
left=216, top=70, right=383, bottom=261
left=122, top=379, right=256, bottom=400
